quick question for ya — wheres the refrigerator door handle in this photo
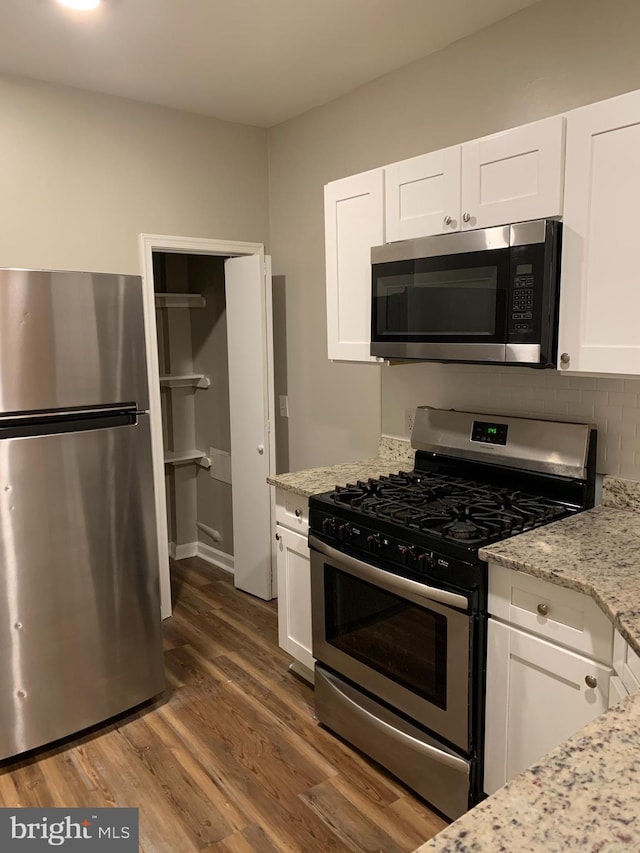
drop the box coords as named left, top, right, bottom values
left=0, top=410, right=138, bottom=440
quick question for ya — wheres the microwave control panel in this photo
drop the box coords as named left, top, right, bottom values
left=511, top=264, right=534, bottom=328
left=507, top=242, right=546, bottom=343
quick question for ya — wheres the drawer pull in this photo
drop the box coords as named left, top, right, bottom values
left=295, top=509, right=302, bottom=517
left=585, top=675, right=598, bottom=689
left=537, top=603, right=549, bottom=617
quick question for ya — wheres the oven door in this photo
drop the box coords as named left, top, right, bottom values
left=309, top=536, right=471, bottom=752
left=370, top=227, right=510, bottom=362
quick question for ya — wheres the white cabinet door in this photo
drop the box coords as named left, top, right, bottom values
left=559, top=89, right=640, bottom=373
left=324, top=169, right=384, bottom=362
left=384, top=146, right=461, bottom=241
left=276, top=526, right=314, bottom=672
left=461, top=115, right=565, bottom=230
left=484, top=620, right=612, bottom=795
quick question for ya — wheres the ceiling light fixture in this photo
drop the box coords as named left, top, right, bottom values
left=56, top=0, right=101, bottom=10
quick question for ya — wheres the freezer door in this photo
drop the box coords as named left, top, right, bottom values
left=0, top=413, right=164, bottom=759
left=0, top=269, right=148, bottom=414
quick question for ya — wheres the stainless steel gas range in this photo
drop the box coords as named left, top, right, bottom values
left=309, top=407, right=597, bottom=820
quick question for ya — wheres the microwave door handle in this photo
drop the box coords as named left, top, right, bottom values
left=308, top=536, right=469, bottom=611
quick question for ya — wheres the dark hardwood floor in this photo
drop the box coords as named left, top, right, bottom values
left=0, top=557, right=447, bottom=851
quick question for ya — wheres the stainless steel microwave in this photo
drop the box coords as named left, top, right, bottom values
left=370, top=219, right=561, bottom=367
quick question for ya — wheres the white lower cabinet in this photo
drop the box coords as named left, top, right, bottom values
left=484, top=620, right=612, bottom=794
left=484, top=563, right=615, bottom=795
left=274, top=490, right=314, bottom=678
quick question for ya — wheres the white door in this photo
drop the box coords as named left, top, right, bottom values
left=226, top=254, right=275, bottom=599
left=384, top=146, right=461, bottom=240
left=559, top=89, right=640, bottom=373
left=461, top=115, right=565, bottom=230
left=324, top=169, right=384, bottom=362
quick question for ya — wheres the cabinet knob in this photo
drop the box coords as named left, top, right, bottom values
left=275, top=533, right=280, bottom=541
left=462, top=212, right=472, bottom=223
left=585, top=675, right=598, bottom=689
left=443, top=215, right=453, bottom=226
left=295, top=509, right=302, bottom=517
left=537, top=602, right=549, bottom=616
left=257, top=444, right=265, bottom=454
left=560, top=353, right=570, bottom=367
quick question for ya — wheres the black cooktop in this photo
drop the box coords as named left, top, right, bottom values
left=315, top=469, right=574, bottom=549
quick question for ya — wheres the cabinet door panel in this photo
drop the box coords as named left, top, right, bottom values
left=384, top=146, right=461, bottom=240
left=609, top=675, right=628, bottom=709
left=324, top=170, right=384, bottom=362
left=276, top=527, right=314, bottom=671
left=484, top=620, right=611, bottom=794
left=559, top=90, right=640, bottom=373
left=462, top=116, right=565, bottom=230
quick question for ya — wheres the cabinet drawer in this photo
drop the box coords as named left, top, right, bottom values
left=275, top=489, right=309, bottom=532
left=488, top=563, right=613, bottom=663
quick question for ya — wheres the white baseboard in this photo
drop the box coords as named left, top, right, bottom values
left=168, top=541, right=198, bottom=560
left=196, top=541, right=234, bottom=575
left=168, top=540, right=234, bottom=574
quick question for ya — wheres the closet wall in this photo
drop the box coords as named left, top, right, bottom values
left=154, top=252, right=234, bottom=562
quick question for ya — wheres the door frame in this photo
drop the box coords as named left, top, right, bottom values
left=139, top=234, right=276, bottom=619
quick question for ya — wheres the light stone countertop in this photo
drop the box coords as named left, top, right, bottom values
left=416, top=475, right=640, bottom=852
left=266, top=436, right=415, bottom=497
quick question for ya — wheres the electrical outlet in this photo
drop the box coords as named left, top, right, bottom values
left=405, top=407, right=416, bottom=436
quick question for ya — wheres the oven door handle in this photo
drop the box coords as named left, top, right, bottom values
left=309, top=536, right=469, bottom=611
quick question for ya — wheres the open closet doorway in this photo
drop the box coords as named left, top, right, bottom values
left=139, top=235, right=276, bottom=619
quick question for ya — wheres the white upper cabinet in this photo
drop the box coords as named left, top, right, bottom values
left=384, top=116, right=565, bottom=241
left=384, top=146, right=461, bottom=241
left=461, top=116, right=565, bottom=230
left=559, top=89, right=640, bottom=374
left=324, top=169, right=384, bottom=362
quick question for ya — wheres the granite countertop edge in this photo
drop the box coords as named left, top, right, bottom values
left=478, top=503, right=640, bottom=658
left=267, top=436, right=415, bottom=497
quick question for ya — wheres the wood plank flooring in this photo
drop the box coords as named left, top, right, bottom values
left=0, top=557, right=447, bottom=852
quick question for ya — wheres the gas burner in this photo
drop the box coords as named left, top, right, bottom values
left=444, top=519, right=485, bottom=541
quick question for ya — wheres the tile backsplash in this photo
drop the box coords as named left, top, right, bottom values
left=382, top=363, right=640, bottom=480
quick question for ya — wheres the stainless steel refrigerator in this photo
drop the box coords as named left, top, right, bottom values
left=0, top=268, right=165, bottom=760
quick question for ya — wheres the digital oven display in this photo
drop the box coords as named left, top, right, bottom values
left=471, top=420, right=508, bottom=446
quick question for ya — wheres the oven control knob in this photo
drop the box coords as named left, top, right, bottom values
left=399, top=545, right=417, bottom=563
left=321, top=516, right=338, bottom=535
left=339, top=522, right=354, bottom=542
left=367, top=533, right=382, bottom=551
left=418, top=552, right=435, bottom=571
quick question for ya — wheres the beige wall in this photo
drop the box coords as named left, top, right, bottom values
left=267, top=0, right=640, bottom=473
left=0, top=74, right=269, bottom=275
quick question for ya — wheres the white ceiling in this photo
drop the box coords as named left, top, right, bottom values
left=0, top=0, right=542, bottom=127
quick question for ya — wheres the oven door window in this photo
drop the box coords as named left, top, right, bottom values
left=372, top=249, right=509, bottom=343
left=324, top=566, right=448, bottom=710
